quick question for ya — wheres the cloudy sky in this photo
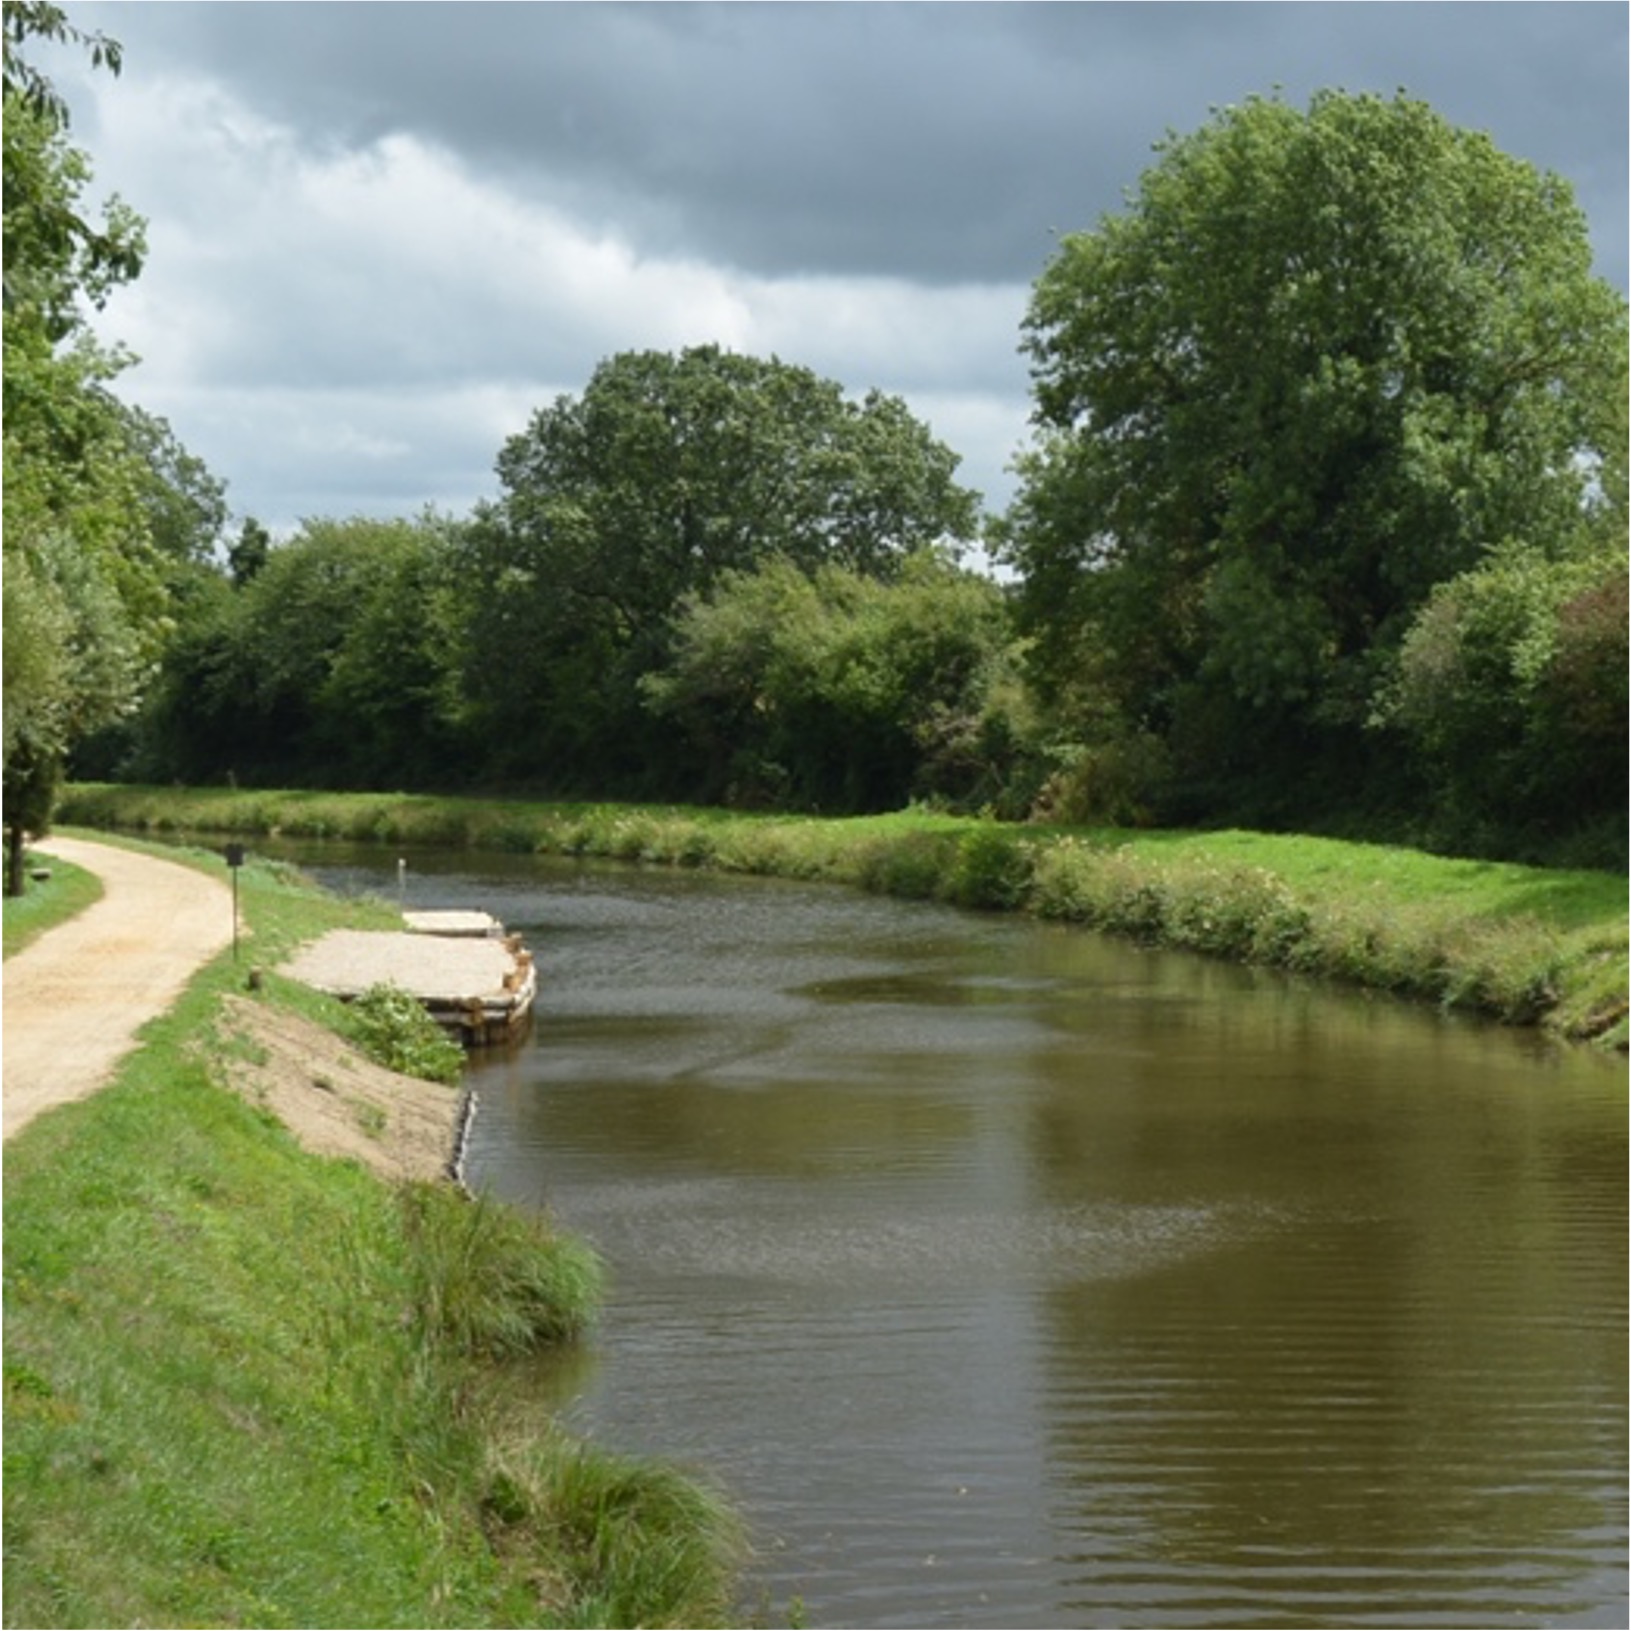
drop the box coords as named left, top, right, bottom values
left=43, top=2, right=1630, bottom=545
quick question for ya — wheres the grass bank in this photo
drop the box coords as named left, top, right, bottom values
left=2, top=850, right=102, bottom=958
left=60, top=784, right=1630, bottom=1048
left=3, top=838, right=744, bottom=1628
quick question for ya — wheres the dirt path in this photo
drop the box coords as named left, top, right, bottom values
left=3, top=836, right=234, bottom=1142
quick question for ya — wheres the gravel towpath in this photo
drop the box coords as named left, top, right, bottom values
left=3, top=836, right=233, bottom=1142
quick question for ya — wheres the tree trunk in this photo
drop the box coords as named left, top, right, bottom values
left=7, top=819, right=26, bottom=899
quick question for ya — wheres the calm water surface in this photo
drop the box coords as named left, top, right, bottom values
left=296, top=846, right=1627, bottom=1629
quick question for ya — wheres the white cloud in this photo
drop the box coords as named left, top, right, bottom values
left=63, top=2, right=1621, bottom=553
left=85, top=69, right=1033, bottom=537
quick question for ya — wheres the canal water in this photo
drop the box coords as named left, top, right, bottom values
left=293, top=846, right=1627, bottom=1629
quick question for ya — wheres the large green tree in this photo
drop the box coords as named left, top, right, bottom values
left=464, top=344, right=982, bottom=791
left=1001, top=90, right=1627, bottom=825
left=3, top=2, right=162, bottom=887
left=133, top=515, right=470, bottom=788
left=113, top=401, right=229, bottom=573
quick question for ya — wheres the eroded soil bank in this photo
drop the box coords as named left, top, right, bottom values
left=215, top=994, right=463, bottom=1183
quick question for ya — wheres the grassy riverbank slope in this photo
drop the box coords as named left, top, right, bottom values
left=59, top=785, right=1629, bottom=1046
left=3, top=841, right=742, bottom=1628
left=2, top=850, right=102, bottom=958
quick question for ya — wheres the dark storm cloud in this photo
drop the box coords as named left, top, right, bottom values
left=74, top=2, right=1631, bottom=288
left=43, top=3, right=1627, bottom=537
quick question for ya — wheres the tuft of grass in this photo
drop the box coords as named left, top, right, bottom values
left=400, top=1181, right=604, bottom=1356
left=481, top=1426, right=745, bottom=1629
left=2, top=851, right=104, bottom=958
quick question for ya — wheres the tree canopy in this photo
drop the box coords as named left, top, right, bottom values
left=2, top=4, right=237, bottom=885
left=1000, top=89, right=1627, bottom=824
left=126, top=514, right=469, bottom=789
left=3, top=3, right=153, bottom=804
left=642, top=551, right=1024, bottom=812
left=49, top=73, right=1627, bottom=864
left=462, top=344, right=982, bottom=789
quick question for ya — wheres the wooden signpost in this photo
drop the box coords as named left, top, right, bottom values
left=224, top=843, right=245, bottom=960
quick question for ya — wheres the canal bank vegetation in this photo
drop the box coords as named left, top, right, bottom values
left=4, top=840, right=744, bottom=1628
left=58, top=787, right=1630, bottom=1048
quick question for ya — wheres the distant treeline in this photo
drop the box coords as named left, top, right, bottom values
left=84, top=487, right=1625, bottom=870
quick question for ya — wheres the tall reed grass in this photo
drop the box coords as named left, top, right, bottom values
left=400, top=1181, right=603, bottom=1355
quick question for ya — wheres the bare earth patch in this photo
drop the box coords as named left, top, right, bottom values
left=216, top=994, right=462, bottom=1183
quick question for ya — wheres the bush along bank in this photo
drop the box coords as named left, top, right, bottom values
left=57, top=784, right=1630, bottom=1047
left=3, top=842, right=744, bottom=1629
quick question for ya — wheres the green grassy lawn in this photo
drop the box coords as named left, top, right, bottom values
left=2, top=851, right=103, bottom=959
left=3, top=840, right=743, bottom=1628
left=1122, top=825, right=1623, bottom=929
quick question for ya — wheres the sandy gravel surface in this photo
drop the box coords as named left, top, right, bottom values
left=216, top=994, right=461, bottom=1182
left=3, top=836, right=235, bottom=1141
left=282, top=928, right=519, bottom=1001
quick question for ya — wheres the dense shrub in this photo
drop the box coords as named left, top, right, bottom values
left=346, top=982, right=465, bottom=1085
left=644, top=552, right=1025, bottom=813
left=856, top=831, right=960, bottom=899
left=1386, top=546, right=1628, bottom=858
left=945, top=825, right=1037, bottom=910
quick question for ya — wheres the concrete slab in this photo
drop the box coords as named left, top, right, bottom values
left=281, top=928, right=536, bottom=1045
left=284, top=929, right=515, bottom=1002
left=403, top=910, right=502, bottom=938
